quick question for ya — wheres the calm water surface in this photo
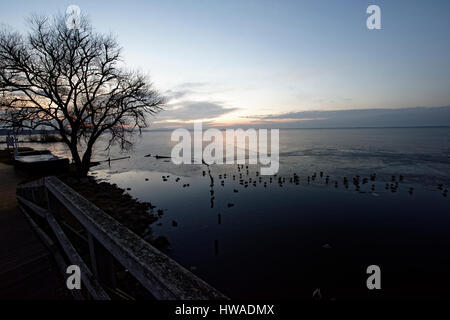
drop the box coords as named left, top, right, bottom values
left=23, top=127, right=450, bottom=299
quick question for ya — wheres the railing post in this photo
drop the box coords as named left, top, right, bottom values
left=88, top=233, right=99, bottom=278
left=44, top=179, right=54, bottom=216
left=31, top=187, right=37, bottom=204
left=88, top=233, right=117, bottom=290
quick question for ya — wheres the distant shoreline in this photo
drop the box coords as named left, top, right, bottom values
left=2, top=125, right=450, bottom=136
left=137, top=125, right=450, bottom=132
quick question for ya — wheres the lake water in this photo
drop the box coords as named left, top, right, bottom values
left=22, top=127, right=450, bottom=299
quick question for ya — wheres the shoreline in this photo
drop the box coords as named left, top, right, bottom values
left=0, top=148, right=170, bottom=251
left=58, top=174, right=170, bottom=250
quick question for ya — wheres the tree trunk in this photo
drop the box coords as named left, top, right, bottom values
left=79, top=145, right=94, bottom=177
left=68, top=141, right=90, bottom=177
left=78, top=163, right=90, bottom=177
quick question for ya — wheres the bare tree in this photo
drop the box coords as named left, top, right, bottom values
left=0, top=14, right=164, bottom=176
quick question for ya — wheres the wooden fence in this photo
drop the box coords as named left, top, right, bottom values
left=16, top=176, right=227, bottom=300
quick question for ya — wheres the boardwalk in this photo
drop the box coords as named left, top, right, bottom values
left=1, top=162, right=226, bottom=300
left=0, top=163, right=69, bottom=299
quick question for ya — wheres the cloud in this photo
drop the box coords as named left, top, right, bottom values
left=163, top=82, right=208, bottom=102
left=176, top=82, right=209, bottom=89
left=164, top=89, right=191, bottom=101
left=156, top=101, right=238, bottom=122
left=245, top=106, right=450, bottom=128
left=163, top=81, right=227, bottom=103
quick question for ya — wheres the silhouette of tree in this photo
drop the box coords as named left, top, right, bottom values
left=0, top=14, right=164, bottom=176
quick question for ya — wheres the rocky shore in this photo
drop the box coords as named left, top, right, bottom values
left=58, top=174, right=170, bottom=250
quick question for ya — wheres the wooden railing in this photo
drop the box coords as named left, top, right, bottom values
left=16, top=176, right=227, bottom=300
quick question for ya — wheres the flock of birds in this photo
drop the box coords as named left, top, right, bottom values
left=131, top=159, right=450, bottom=293
left=147, top=164, right=448, bottom=256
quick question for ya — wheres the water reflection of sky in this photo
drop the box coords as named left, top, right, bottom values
left=20, top=127, right=450, bottom=299
left=93, top=165, right=450, bottom=299
left=23, top=127, right=450, bottom=185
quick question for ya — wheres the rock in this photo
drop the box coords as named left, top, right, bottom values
left=152, top=236, right=170, bottom=249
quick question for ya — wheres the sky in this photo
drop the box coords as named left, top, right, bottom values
left=1, top=0, right=450, bottom=128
